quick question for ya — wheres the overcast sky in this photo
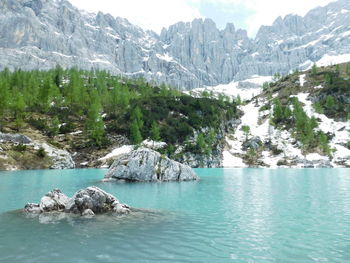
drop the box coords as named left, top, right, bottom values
left=68, top=0, right=336, bottom=37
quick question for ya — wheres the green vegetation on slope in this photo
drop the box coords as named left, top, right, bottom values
left=257, top=62, right=350, bottom=157
left=0, top=67, right=239, bottom=159
left=261, top=62, right=350, bottom=121
left=271, top=97, right=331, bottom=155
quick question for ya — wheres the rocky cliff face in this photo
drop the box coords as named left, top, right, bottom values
left=0, top=0, right=350, bottom=89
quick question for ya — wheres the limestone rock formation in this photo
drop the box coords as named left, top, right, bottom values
left=0, top=132, right=32, bottom=144
left=24, top=187, right=130, bottom=216
left=0, top=132, right=75, bottom=170
left=0, top=0, right=349, bottom=89
left=105, top=148, right=199, bottom=182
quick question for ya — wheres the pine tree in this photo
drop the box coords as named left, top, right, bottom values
left=131, top=106, right=144, bottom=130
left=54, top=65, right=63, bottom=88
left=272, top=99, right=286, bottom=125
left=196, top=133, right=206, bottom=153
left=65, top=69, right=86, bottom=113
left=335, top=64, right=340, bottom=74
left=130, top=119, right=142, bottom=144
left=313, top=102, right=324, bottom=114
left=23, top=74, right=39, bottom=110
left=0, top=78, right=10, bottom=131
left=150, top=121, right=161, bottom=141
left=325, top=95, right=335, bottom=109
left=50, top=116, right=60, bottom=137
left=39, top=76, right=53, bottom=113
left=236, top=95, right=242, bottom=105
left=346, top=63, right=350, bottom=75
left=325, top=73, right=333, bottom=85
left=311, top=63, right=317, bottom=75
left=319, top=132, right=330, bottom=156
left=205, top=129, right=216, bottom=155
left=262, top=82, right=270, bottom=91
left=85, top=92, right=105, bottom=146
left=241, top=125, right=250, bottom=140
left=12, top=93, right=26, bottom=131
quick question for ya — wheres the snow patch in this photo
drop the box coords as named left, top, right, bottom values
left=223, top=151, right=247, bottom=168
left=90, top=58, right=112, bottom=65
left=141, top=140, right=167, bottom=150
left=99, top=145, right=134, bottom=161
left=293, top=92, right=350, bottom=162
left=316, top=54, right=350, bottom=67
left=341, top=31, right=350, bottom=38
left=192, top=75, right=273, bottom=100
left=299, top=74, right=306, bottom=87
left=156, top=53, right=174, bottom=62
left=69, top=130, right=82, bottom=135
left=52, top=52, right=72, bottom=58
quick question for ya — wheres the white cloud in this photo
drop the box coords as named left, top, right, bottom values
left=68, top=0, right=336, bottom=36
left=68, top=0, right=202, bottom=33
left=241, top=0, right=336, bottom=36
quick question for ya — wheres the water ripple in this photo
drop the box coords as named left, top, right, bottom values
left=1, top=169, right=350, bottom=262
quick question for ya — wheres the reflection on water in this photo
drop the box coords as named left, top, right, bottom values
left=1, top=168, right=350, bottom=262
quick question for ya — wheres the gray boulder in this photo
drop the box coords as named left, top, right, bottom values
left=242, top=136, right=263, bottom=150
left=298, top=158, right=333, bottom=168
left=105, top=148, right=199, bottom=182
left=0, top=132, right=32, bottom=144
left=39, top=189, right=70, bottom=212
left=24, top=187, right=130, bottom=216
left=37, top=143, right=75, bottom=170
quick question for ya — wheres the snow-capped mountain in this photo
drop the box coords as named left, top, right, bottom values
left=0, top=0, right=350, bottom=90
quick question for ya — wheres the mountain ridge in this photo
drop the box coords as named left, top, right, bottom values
left=0, top=0, right=350, bottom=89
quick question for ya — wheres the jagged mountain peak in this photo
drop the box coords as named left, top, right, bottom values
left=0, top=0, right=349, bottom=90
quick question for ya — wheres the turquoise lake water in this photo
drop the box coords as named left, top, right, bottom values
left=0, top=168, right=350, bottom=263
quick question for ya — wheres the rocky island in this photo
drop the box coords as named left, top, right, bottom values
left=24, top=187, right=130, bottom=217
left=105, top=148, right=199, bottom=182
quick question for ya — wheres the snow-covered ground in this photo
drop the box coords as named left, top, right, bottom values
left=222, top=151, right=247, bottom=168
left=98, top=140, right=168, bottom=167
left=294, top=93, right=350, bottom=167
left=99, top=145, right=134, bottom=161
left=223, top=91, right=350, bottom=168
left=189, top=75, right=272, bottom=101
left=316, top=53, right=350, bottom=67
left=224, top=98, right=303, bottom=168
left=300, top=54, right=350, bottom=71
left=299, top=74, right=306, bottom=87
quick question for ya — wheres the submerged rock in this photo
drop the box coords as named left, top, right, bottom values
left=24, top=187, right=130, bottom=216
left=105, top=148, right=199, bottom=182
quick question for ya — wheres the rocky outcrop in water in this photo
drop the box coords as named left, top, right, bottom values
left=24, top=187, right=130, bottom=216
left=105, top=148, right=199, bottom=182
left=0, top=0, right=350, bottom=89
